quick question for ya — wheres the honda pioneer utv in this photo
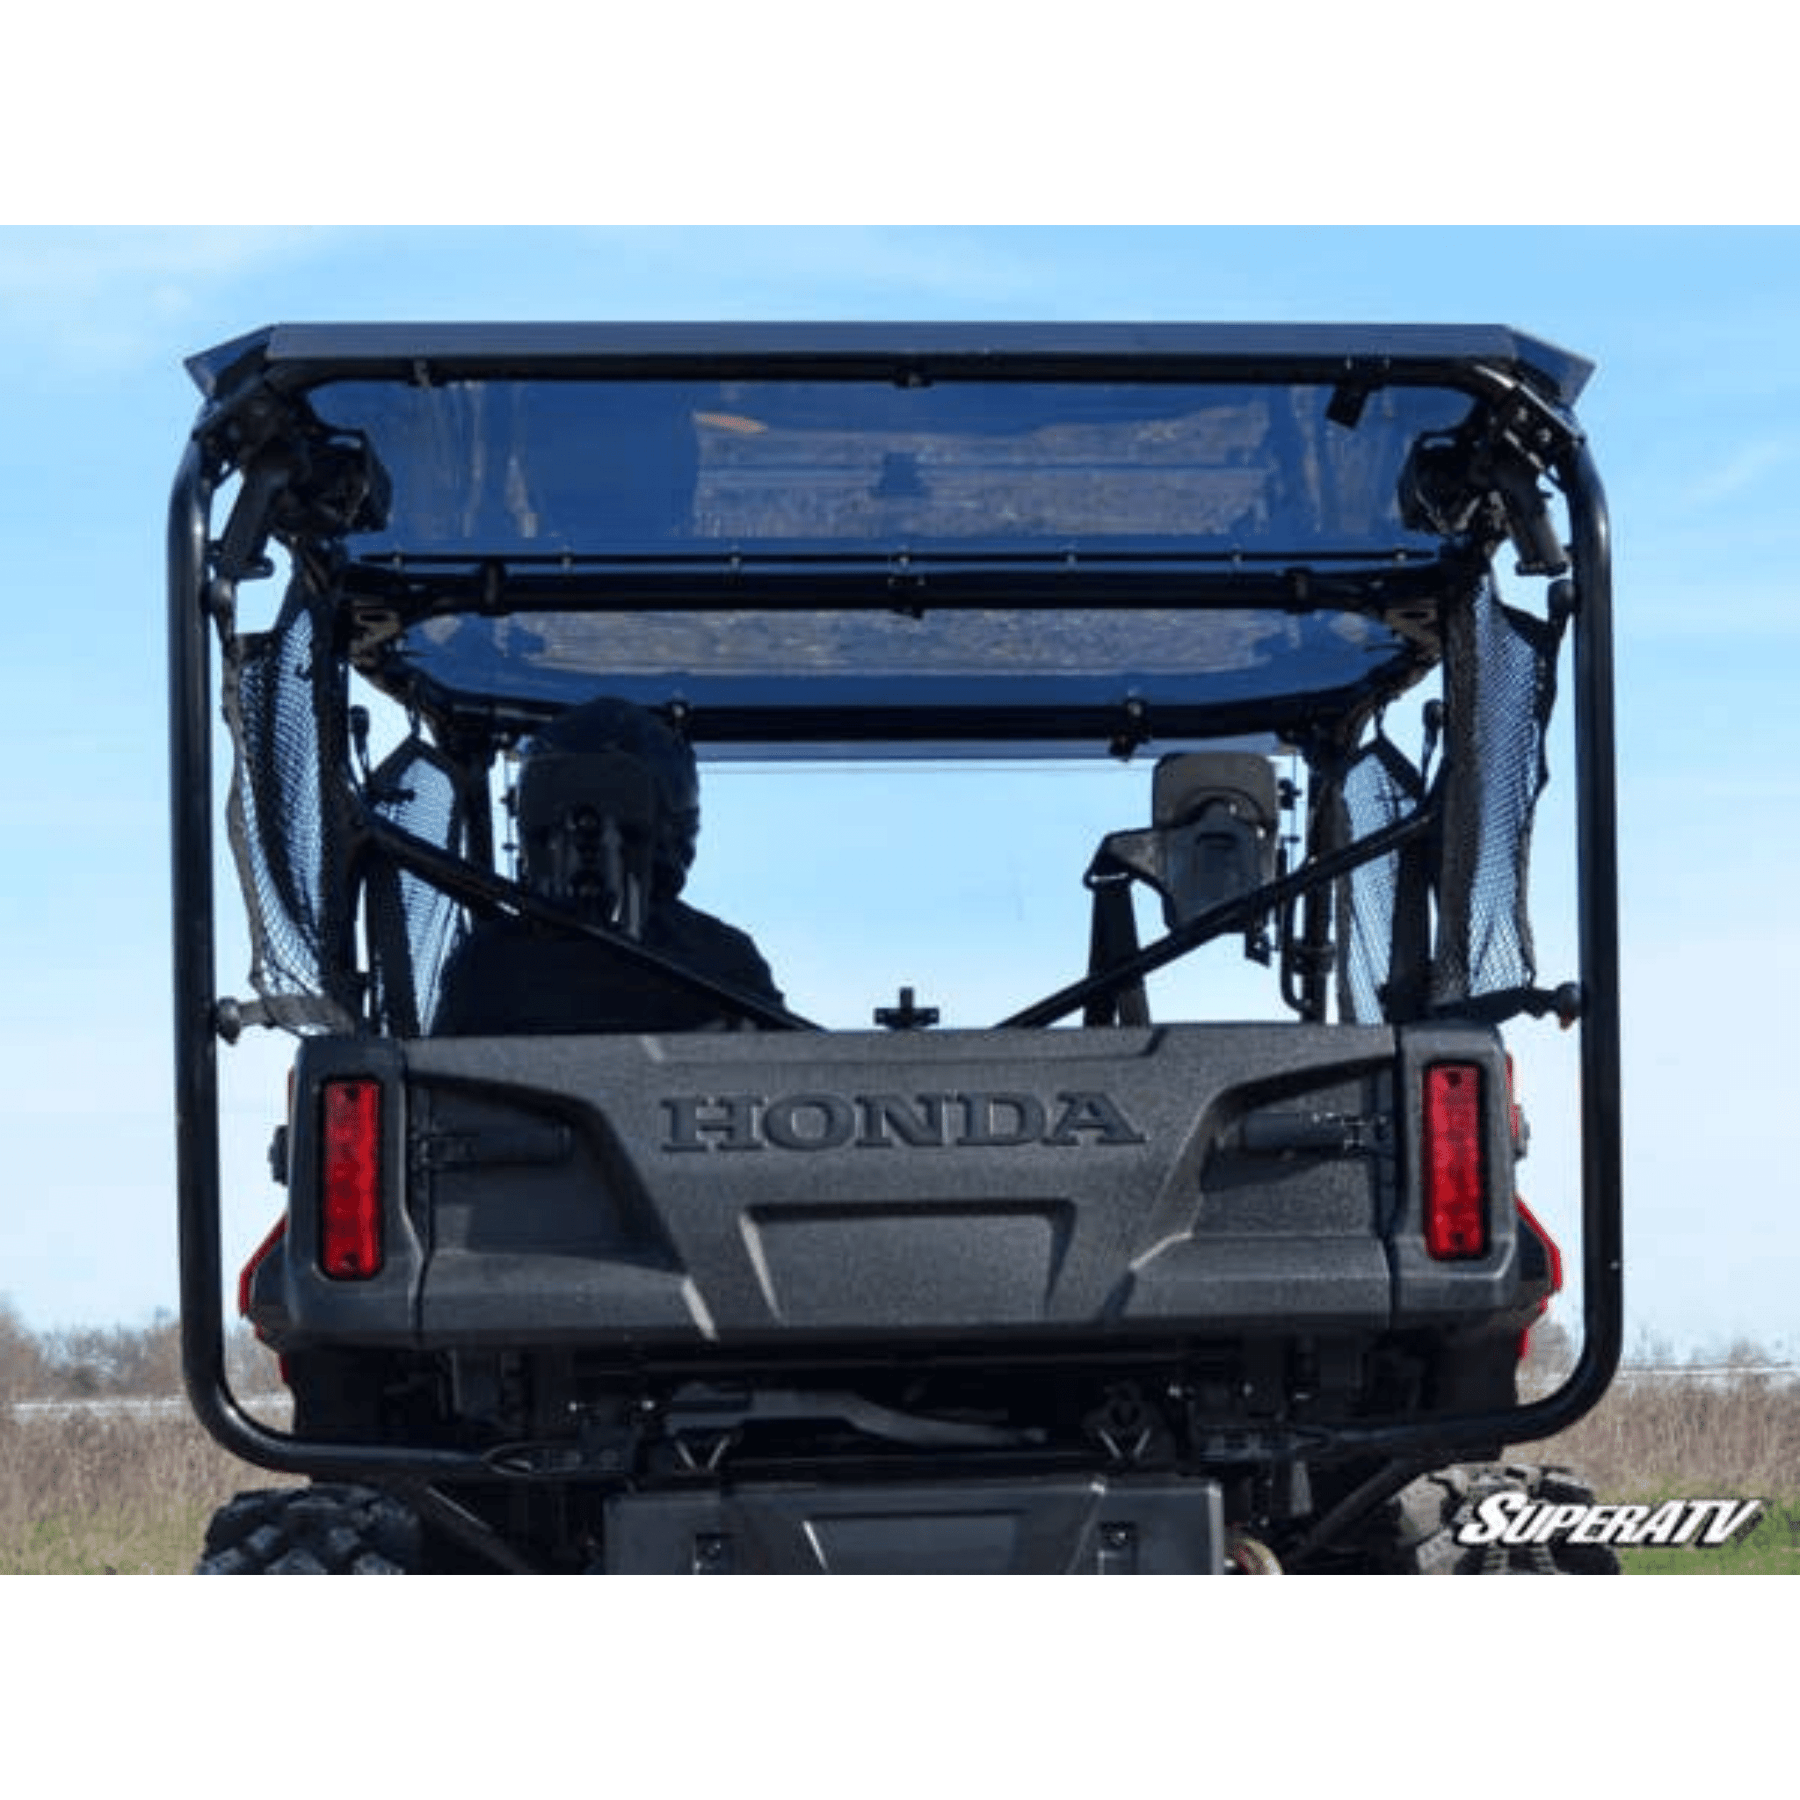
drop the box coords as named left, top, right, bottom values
left=170, top=323, right=1623, bottom=1573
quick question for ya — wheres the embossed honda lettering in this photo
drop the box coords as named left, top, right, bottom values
left=661, top=1090, right=1146, bottom=1152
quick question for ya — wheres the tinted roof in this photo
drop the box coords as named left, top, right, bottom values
left=187, top=320, right=1593, bottom=402
left=291, top=373, right=1479, bottom=563
left=187, top=323, right=1590, bottom=753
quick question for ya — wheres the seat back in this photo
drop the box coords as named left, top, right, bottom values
left=1081, top=753, right=1281, bottom=1026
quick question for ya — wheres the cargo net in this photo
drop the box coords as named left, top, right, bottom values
left=1335, top=732, right=1427, bottom=1025
left=1432, top=580, right=1562, bottom=1013
left=221, top=585, right=361, bottom=1033
left=222, top=580, right=471, bottom=1037
left=1337, top=577, right=1561, bottom=1025
left=362, top=740, right=470, bottom=1036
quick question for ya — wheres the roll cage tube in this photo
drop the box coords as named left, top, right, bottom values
left=168, top=444, right=494, bottom=1482
left=1312, top=436, right=1623, bottom=1461
left=168, top=376, right=1623, bottom=1481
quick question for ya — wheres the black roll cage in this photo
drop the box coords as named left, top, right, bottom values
left=169, top=326, right=1623, bottom=1487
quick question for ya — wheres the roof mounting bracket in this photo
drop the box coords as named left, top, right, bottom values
left=1399, top=422, right=1570, bottom=578
left=1109, top=697, right=1152, bottom=760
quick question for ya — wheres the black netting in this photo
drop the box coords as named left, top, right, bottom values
left=1332, top=580, right=1560, bottom=1026
left=1335, top=733, right=1427, bottom=1025
left=1432, top=580, right=1560, bottom=1011
left=221, top=584, right=361, bottom=1032
left=224, top=582, right=478, bottom=1038
left=363, top=741, right=471, bottom=1036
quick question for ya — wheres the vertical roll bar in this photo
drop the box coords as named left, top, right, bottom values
left=168, top=443, right=490, bottom=1478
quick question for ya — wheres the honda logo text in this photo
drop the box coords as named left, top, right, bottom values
left=662, top=1090, right=1146, bottom=1153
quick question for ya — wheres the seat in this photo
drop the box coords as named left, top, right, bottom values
left=1081, top=753, right=1281, bottom=1026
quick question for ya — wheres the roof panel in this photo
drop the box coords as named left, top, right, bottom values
left=188, top=321, right=1581, bottom=751
left=188, top=320, right=1593, bottom=404
left=298, top=373, right=1476, bottom=562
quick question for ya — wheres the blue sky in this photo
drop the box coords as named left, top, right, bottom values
left=0, top=225, right=1795, bottom=1372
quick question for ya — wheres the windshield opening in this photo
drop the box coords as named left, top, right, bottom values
left=628, top=755, right=1318, bottom=1031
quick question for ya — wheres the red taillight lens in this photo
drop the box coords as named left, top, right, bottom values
left=320, top=1079, right=383, bottom=1279
left=238, top=1216, right=289, bottom=1320
left=1516, top=1194, right=1562, bottom=1295
left=1514, top=1193, right=1565, bottom=1361
left=1422, top=1062, right=1487, bottom=1259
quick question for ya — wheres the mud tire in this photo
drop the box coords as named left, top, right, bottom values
left=195, top=1484, right=424, bottom=1574
left=1380, top=1462, right=1622, bottom=1574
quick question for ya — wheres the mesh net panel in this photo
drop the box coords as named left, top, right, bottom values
left=1432, top=581, right=1560, bottom=1011
left=1335, top=734, right=1425, bottom=1025
left=1334, top=580, right=1559, bottom=1025
left=221, top=586, right=360, bottom=1031
left=364, top=742, right=470, bottom=1035
left=224, top=583, right=476, bottom=1037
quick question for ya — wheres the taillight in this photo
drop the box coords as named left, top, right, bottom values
left=1514, top=1194, right=1565, bottom=1362
left=320, top=1078, right=383, bottom=1279
left=1422, top=1062, right=1487, bottom=1259
left=1516, top=1194, right=1562, bottom=1295
left=1504, top=1052, right=1527, bottom=1157
left=238, top=1216, right=288, bottom=1320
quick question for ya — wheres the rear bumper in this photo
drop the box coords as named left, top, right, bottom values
left=601, top=1472, right=1228, bottom=1573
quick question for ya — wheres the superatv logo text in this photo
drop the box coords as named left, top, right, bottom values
left=662, top=1091, right=1147, bottom=1153
left=1454, top=1494, right=1764, bottom=1550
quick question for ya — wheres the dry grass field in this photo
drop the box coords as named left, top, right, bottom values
left=0, top=1405, right=264, bottom=1574
left=1529, top=1371, right=1800, bottom=1501
left=0, top=1306, right=279, bottom=1573
left=1522, top=1368, right=1800, bottom=1572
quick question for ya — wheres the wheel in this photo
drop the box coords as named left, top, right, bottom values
left=1380, top=1462, right=1622, bottom=1574
left=195, top=1484, right=424, bottom=1574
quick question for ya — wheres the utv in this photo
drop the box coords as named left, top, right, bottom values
left=171, top=323, right=1623, bottom=1573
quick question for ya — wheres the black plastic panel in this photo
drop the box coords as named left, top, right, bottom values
left=602, top=1473, right=1226, bottom=1573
